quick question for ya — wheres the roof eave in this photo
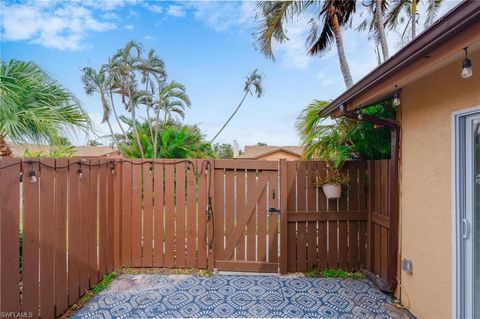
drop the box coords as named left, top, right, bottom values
left=319, top=0, right=480, bottom=118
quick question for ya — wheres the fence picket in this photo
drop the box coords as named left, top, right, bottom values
left=153, top=160, right=164, bottom=267
left=22, top=159, right=40, bottom=317
left=40, top=158, right=55, bottom=318
left=54, top=158, right=69, bottom=315
left=0, top=159, right=21, bottom=313
left=142, top=161, right=154, bottom=267
left=68, top=159, right=81, bottom=305
left=131, top=160, right=142, bottom=267
left=175, top=162, right=186, bottom=268
left=164, top=162, right=175, bottom=268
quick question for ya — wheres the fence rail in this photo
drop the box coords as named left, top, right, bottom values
left=0, top=157, right=393, bottom=317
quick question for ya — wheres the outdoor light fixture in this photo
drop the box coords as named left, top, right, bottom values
left=149, top=165, right=153, bottom=175
left=462, top=47, right=473, bottom=79
left=77, top=163, right=84, bottom=179
left=357, top=113, right=363, bottom=120
left=29, top=162, right=37, bottom=183
left=393, top=94, right=401, bottom=106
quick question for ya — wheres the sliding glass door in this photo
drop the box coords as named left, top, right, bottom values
left=466, top=114, right=480, bottom=319
left=456, top=110, right=480, bottom=319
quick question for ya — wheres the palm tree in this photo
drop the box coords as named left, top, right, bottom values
left=0, top=60, right=90, bottom=156
left=386, top=0, right=443, bottom=44
left=140, top=80, right=191, bottom=158
left=138, top=49, right=166, bottom=140
left=296, top=99, right=395, bottom=161
left=81, top=66, right=124, bottom=153
left=210, top=69, right=263, bottom=143
left=118, top=119, right=214, bottom=159
left=357, top=0, right=390, bottom=60
left=256, top=0, right=356, bottom=88
left=104, top=58, right=129, bottom=142
left=110, top=41, right=145, bottom=157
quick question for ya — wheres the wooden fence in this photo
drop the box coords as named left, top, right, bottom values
left=119, top=159, right=210, bottom=269
left=0, top=157, right=394, bottom=317
left=0, top=158, right=118, bottom=318
left=284, top=161, right=368, bottom=273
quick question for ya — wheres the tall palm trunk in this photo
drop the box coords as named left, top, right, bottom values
left=109, top=90, right=129, bottom=142
left=153, top=106, right=162, bottom=158
left=105, top=119, right=125, bottom=156
left=127, top=85, right=145, bottom=158
left=330, top=12, right=353, bottom=88
left=375, top=0, right=389, bottom=60
left=144, top=79, right=155, bottom=146
left=0, top=134, right=12, bottom=157
left=210, top=91, right=249, bottom=143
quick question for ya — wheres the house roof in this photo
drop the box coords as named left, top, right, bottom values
left=236, top=146, right=303, bottom=159
left=319, top=0, right=480, bottom=118
left=7, top=142, right=120, bottom=158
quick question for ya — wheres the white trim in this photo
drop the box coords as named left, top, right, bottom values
left=451, top=106, right=480, bottom=319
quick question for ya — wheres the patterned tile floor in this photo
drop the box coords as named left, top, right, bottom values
left=74, top=274, right=414, bottom=318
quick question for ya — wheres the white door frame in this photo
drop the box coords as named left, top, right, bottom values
left=452, top=106, right=480, bottom=319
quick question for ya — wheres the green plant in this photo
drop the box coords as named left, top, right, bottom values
left=296, top=100, right=395, bottom=161
left=80, top=272, right=118, bottom=303
left=0, top=59, right=90, bottom=156
left=317, top=168, right=349, bottom=187
left=321, top=269, right=363, bottom=279
left=306, top=267, right=363, bottom=279
left=119, top=119, right=214, bottom=159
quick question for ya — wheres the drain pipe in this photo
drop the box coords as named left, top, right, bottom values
left=339, top=104, right=400, bottom=294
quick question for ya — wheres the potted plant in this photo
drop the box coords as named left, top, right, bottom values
left=315, top=147, right=351, bottom=199
left=317, top=166, right=349, bottom=199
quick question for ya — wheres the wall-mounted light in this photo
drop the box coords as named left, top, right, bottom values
left=393, top=94, right=401, bottom=106
left=110, top=162, right=116, bottom=175
left=357, top=113, right=363, bottom=120
left=462, top=47, right=473, bottom=79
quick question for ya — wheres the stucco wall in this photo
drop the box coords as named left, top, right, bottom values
left=400, top=49, right=480, bottom=318
left=257, top=151, right=301, bottom=161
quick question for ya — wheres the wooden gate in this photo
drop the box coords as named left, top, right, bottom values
left=213, top=160, right=280, bottom=272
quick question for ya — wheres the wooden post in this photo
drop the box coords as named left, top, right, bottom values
left=279, top=159, right=288, bottom=274
left=366, top=160, right=374, bottom=271
left=388, top=127, right=400, bottom=290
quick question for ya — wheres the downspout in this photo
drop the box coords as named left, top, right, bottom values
left=339, top=104, right=401, bottom=293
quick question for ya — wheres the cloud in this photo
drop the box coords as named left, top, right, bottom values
left=187, top=1, right=255, bottom=32
left=144, top=3, right=162, bottom=13
left=125, top=24, right=135, bottom=31
left=167, top=5, right=185, bottom=18
left=1, top=1, right=116, bottom=50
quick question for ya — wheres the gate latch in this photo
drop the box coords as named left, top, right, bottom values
left=268, top=207, right=281, bottom=216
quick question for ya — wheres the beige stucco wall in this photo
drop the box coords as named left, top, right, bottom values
left=399, top=49, right=480, bottom=318
left=257, top=151, right=301, bottom=161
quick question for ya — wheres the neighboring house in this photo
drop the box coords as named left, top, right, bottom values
left=235, top=145, right=302, bottom=161
left=320, top=2, right=479, bottom=318
left=7, top=142, right=121, bottom=158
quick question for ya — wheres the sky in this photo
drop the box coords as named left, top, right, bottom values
left=0, top=0, right=461, bottom=148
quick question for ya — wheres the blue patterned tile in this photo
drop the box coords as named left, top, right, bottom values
left=73, top=274, right=414, bottom=318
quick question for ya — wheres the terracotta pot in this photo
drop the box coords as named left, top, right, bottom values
left=322, top=184, right=342, bottom=199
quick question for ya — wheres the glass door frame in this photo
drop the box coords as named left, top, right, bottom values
left=453, top=106, right=480, bottom=319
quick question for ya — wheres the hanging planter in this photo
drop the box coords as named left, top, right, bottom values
left=322, top=183, right=342, bottom=199
left=316, top=168, right=349, bottom=199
